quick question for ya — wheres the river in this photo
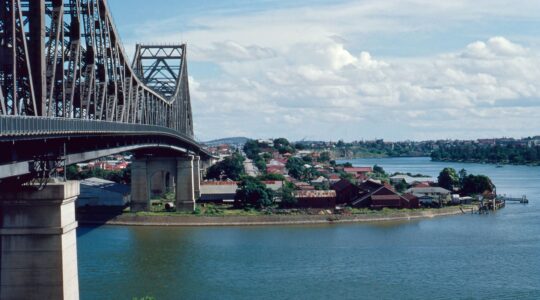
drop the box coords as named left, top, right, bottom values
left=77, top=157, right=540, bottom=299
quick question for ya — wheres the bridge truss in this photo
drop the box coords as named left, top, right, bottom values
left=0, top=0, right=194, bottom=137
left=0, top=0, right=209, bottom=184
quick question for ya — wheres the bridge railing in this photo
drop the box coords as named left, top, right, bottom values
left=0, top=115, right=198, bottom=148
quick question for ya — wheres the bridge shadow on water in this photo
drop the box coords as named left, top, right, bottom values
left=75, top=206, right=125, bottom=237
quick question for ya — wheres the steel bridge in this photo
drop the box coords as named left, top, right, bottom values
left=0, top=0, right=209, bottom=183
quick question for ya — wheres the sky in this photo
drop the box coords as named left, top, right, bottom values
left=108, top=0, right=540, bottom=142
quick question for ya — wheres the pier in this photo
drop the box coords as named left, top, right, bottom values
left=500, top=195, right=529, bottom=204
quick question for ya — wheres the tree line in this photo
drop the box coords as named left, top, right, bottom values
left=432, top=144, right=540, bottom=165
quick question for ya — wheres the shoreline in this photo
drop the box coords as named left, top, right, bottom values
left=335, top=156, right=540, bottom=166
left=78, top=207, right=470, bottom=227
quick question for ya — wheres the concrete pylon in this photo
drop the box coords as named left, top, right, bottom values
left=193, top=156, right=201, bottom=199
left=131, top=158, right=149, bottom=212
left=0, top=181, right=80, bottom=300
left=176, top=156, right=196, bottom=211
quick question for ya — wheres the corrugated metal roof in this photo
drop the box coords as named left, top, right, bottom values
left=294, top=190, right=336, bottom=198
left=81, top=177, right=130, bottom=195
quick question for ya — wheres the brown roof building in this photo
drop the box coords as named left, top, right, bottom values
left=331, top=179, right=360, bottom=205
left=353, top=180, right=419, bottom=209
left=294, top=190, right=336, bottom=208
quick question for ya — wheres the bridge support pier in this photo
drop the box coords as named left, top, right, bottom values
left=0, top=182, right=80, bottom=300
left=176, top=156, right=196, bottom=211
left=193, top=156, right=201, bottom=200
left=131, top=155, right=199, bottom=212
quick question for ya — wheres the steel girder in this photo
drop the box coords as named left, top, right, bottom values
left=0, top=0, right=194, bottom=139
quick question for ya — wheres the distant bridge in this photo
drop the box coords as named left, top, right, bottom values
left=0, top=1, right=212, bottom=299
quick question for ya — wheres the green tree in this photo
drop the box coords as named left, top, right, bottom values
left=243, top=139, right=261, bottom=160
left=294, top=143, right=306, bottom=150
left=258, top=173, right=286, bottom=181
left=461, top=175, right=495, bottom=195
left=66, top=165, right=81, bottom=180
left=394, top=180, right=408, bottom=193
left=206, top=153, right=245, bottom=180
left=373, top=164, right=386, bottom=175
left=319, top=151, right=331, bottom=162
left=302, top=156, right=313, bottom=163
left=235, top=177, right=274, bottom=208
left=253, top=156, right=267, bottom=173
left=438, top=168, right=459, bottom=190
left=286, top=157, right=305, bottom=180
left=458, top=168, right=467, bottom=188
left=280, top=182, right=297, bottom=208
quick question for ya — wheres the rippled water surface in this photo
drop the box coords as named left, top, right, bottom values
left=78, top=157, right=540, bottom=299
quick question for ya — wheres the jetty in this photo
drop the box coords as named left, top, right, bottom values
left=500, top=195, right=529, bottom=204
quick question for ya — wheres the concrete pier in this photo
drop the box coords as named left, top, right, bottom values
left=0, top=181, right=80, bottom=300
left=131, top=155, right=198, bottom=212
left=193, top=156, right=201, bottom=199
left=176, top=156, right=196, bottom=211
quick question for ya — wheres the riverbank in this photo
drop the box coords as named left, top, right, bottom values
left=78, top=206, right=471, bottom=227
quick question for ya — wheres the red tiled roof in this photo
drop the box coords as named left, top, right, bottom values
left=344, top=167, right=373, bottom=173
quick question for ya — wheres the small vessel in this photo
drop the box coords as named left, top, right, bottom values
left=496, top=165, right=503, bottom=168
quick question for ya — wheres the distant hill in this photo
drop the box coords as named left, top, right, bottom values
left=203, top=137, right=250, bottom=147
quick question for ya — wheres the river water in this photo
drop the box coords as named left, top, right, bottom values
left=77, top=157, right=540, bottom=299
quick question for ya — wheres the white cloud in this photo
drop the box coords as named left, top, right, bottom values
left=114, top=0, right=540, bottom=141
left=187, top=36, right=540, bottom=140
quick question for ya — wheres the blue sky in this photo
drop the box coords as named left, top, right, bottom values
left=108, top=0, right=540, bottom=141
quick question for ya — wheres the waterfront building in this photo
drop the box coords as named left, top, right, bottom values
left=331, top=179, right=360, bottom=205
left=352, top=180, right=418, bottom=209
left=199, top=181, right=283, bottom=204
left=293, top=190, right=337, bottom=208
left=78, top=177, right=131, bottom=207
left=405, top=187, right=451, bottom=204
left=389, top=174, right=433, bottom=185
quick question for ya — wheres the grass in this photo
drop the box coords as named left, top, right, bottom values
left=128, top=204, right=473, bottom=218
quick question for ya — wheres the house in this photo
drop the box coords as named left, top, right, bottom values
left=389, top=175, right=433, bottom=185
left=352, top=180, right=418, bottom=209
left=294, top=190, right=336, bottom=208
left=331, top=179, right=360, bottom=205
left=310, top=176, right=329, bottom=187
left=267, top=165, right=286, bottom=175
left=293, top=181, right=315, bottom=190
left=344, top=167, right=373, bottom=177
left=199, top=181, right=283, bottom=204
left=405, top=187, right=451, bottom=205
left=268, top=158, right=286, bottom=167
left=402, top=193, right=420, bottom=208
left=199, top=181, right=238, bottom=203
left=77, top=177, right=130, bottom=207
left=328, top=174, right=341, bottom=184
